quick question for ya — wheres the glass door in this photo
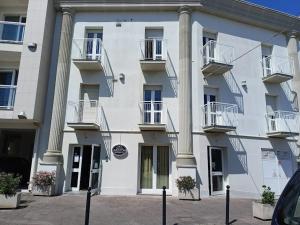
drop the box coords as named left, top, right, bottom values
left=70, top=146, right=83, bottom=191
left=140, top=145, right=170, bottom=194
left=209, top=148, right=224, bottom=195
left=143, top=89, right=162, bottom=124
left=85, top=31, right=102, bottom=60
left=89, top=145, right=101, bottom=192
left=204, top=94, right=216, bottom=126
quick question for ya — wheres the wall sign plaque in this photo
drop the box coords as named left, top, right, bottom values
left=112, top=144, right=128, bottom=159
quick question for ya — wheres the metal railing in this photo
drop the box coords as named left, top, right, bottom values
left=0, top=21, right=25, bottom=43
left=0, top=85, right=17, bottom=109
left=203, top=40, right=234, bottom=66
left=67, top=100, right=101, bottom=125
left=72, top=38, right=103, bottom=60
left=140, top=101, right=166, bottom=124
left=266, top=110, right=299, bottom=134
left=262, top=55, right=294, bottom=77
left=202, top=102, right=238, bottom=127
left=140, top=38, right=166, bottom=60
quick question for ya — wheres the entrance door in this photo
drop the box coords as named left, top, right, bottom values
left=262, top=149, right=293, bottom=196
left=85, top=31, right=102, bottom=60
left=208, top=147, right=224, bottom=195
left=70, top=145, right=101, bottom=192
left=140, top=145, right=170, bottom=194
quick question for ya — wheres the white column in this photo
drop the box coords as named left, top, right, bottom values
left=177, top=6, right=196, bottom=167
left=42, top=8, right=74, bottom=164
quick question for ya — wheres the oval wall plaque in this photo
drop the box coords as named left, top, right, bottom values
left=112, top=144, right=128, bottom=159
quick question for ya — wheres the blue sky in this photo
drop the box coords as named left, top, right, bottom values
left=246, top=0, right=300, bottom=16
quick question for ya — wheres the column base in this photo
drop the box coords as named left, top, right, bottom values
left=176, top=154, right=196, bottom=167
left=42, top=150, right=63, bottom=164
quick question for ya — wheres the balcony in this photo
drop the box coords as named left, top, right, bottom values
left=202, top=40, right=234, bottom=76
left=138, top=101, right=167, bottom=131
left=72, top=38, right=103, bottom=71
left=140, top=39, right=166, bottom=71
left=0, top=85, right=17, bottom=110
left=262, top=56, right=294, bottom=83
left=202, top=102, right=238, bottom=133
left=266, top=111, right=299, bottom=138
left=67, top=100, right=101, bottom=130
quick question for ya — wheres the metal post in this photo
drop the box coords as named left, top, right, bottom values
left=162, top=186, right=166, bottom=225
left=226, top=185, right=230, bottom=225
left=84, top=187, right=91, bottom=225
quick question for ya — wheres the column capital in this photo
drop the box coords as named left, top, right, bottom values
left=178, top=5, right=192, bottom=15
left=287, top=30, right=299, bottom=39
left=60, top=7, right=75, bottom=16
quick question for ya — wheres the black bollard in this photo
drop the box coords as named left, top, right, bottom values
left=225, top=185, right=230, bottom=225
left=162, top=186, right=166, bottom=225
left=85, top=187, right=92, bottom=225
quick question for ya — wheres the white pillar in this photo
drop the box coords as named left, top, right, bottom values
left=177, top=5, right=196, bottom=167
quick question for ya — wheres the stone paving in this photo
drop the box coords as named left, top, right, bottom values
left=0, top=193, right=270, bottom=225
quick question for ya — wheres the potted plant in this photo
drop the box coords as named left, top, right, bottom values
left=0, top=173, right=21, bottom=208
left=253, top=185, right=275, bottom=220
left=176, top=176, right=199, bottom=200
left=31, top=171, right=56, bottom=196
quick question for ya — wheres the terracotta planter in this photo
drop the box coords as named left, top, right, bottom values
left=252, top=201, right=275, bottom=220
left=0, top=193, right=21, bottom=209
left=32, top=184, right=55, bottom=196
left=178, top=189, right=200, bottom=200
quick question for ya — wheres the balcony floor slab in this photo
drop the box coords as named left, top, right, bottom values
left=262, top=73, right=293, bottom=83
left=138, top=124, right=166, bottom=131
left=203, top=125, right=236, bottom=133
left=202, top=62, right=233, bottom=76
left=140, top=60, right=166, bottom=71
left=73, top=59, right=102, bottom=71
left=266, top=131, right=299, bottom=138
left=67, top=122, right=100, bottom=130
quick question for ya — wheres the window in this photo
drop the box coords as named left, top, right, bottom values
left=84, top=29, right=103, bottom=60
left=203, top=32, right=217, bottom=64
left=144, top=28, right=164, bottom=60
left=143, top=87, right=162, bottom=124
left=0, top=70, right=18, bottom=108
left=261, top=45, right=273, bottom=76
left=1, top=16, right=26, bottom=42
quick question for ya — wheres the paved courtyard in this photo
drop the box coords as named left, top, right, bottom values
left=0, top=193, right=270, bottom=225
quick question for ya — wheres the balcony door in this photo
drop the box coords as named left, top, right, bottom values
left=266, top=95, right=277, bottom=131
left=143, top=88, right=162, bottom=124
left=70, top=145, right=101, bottom=193
left=0, top=70, right=18, bottom=109
left=140, top=145, right=170, bottom=194
left=79, top=84, right=99, bottom=123
left=144, top=29, right=163, bottom=60
left=208, top=147, right=225, bottom=195
left=203, top=32, right=217, bottom=64
left=204, top=88, right=219, bottom=126
left=262, top=45, right=273, bottom=76
left=2, top=16, right=26, bottom=42
left=85, top=30, right=102, bottom=60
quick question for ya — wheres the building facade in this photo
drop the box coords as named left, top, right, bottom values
left=1, top=0, right=300, bottom=198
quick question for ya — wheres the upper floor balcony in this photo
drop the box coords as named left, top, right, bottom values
left=0, top=85, right=17, bottom=110
left=202, top=40, right=234, bottom=76
left=262, top=56, right=294, bottom=83
left=266, top=110, right=299, bottom=138
left=67, top=100, right=101, bottom=130
left=202, top=102, right=238, bottom=133
left=138, top=101, right=167, bottom=131
left=140, top=39, right=167, bottom=71
left=72, top=38, right=103, bottom=71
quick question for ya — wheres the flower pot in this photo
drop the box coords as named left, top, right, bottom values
left=0, top=193, right=21, bottom=209
left=252, top=201, right=275, bottom=220
left=178, top=189, right=200, bottom=200
left=32, top=184, right=55, bottom=196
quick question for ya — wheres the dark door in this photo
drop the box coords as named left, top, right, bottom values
left=80, top=145, right=92, bottom=190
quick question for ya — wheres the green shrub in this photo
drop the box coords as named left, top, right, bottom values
left=261, top=185, right=275, bottom=205
left=0, top=173, right=21, bottom=196
left=176, top=176, right=196, bottom=193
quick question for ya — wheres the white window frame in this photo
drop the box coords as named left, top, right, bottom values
left=0, top=69, right=18, bottom=109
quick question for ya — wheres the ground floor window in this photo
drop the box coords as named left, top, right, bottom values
left=70, top=145, right=101, bottom=192
left=140, top=145, right=170, bottom=193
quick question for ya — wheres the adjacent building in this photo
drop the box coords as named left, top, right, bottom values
left=1, top=0, right=300, bottom=198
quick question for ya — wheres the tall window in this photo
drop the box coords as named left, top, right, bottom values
left=143, top=87, right=162, bottom=124
left=85, top=30, right=103, bottom=60
left=0, top=70, right=18, bottom=109
left=144, top=28, right=164, bottom=60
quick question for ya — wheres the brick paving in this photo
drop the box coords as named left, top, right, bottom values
left=0, top=193, right=270, bottom=225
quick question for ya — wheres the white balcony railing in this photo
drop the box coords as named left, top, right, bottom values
left=202, top=102, right=238, bottom=128
left=0, top=21, right=25, bottom=43
left=266, top=111, right=299, bottom=134
left=203, top=40, right=234, bottom=66
left=72, top=38, right=103, bottom=60
left=140, top=39, right=166, bottom=60
left=67, top=100, right=101, bottom=125
left=140, top=101, right=166, bottom=125
left=262, top=56, right=294, bottom=77
left=0, top=85, right=17, bottom=109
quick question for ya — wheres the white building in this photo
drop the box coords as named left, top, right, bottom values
left=0, top=0, right=56, bottom=189
left=2, top=0, right=300, bottom=198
